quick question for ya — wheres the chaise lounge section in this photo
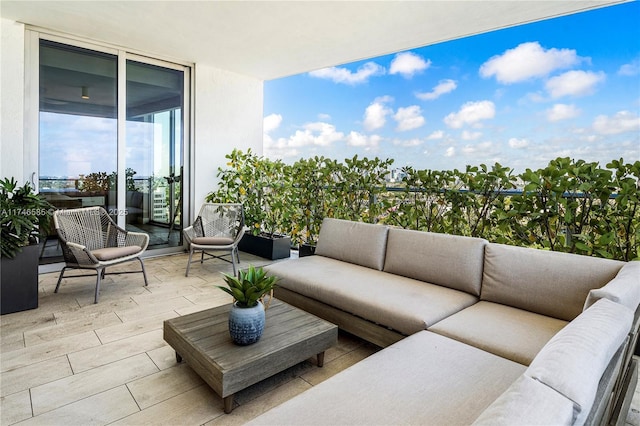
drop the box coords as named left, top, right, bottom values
left=252, top=218, right=640, bottom=425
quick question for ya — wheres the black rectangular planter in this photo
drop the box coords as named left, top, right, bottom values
left=1, top=244, right=39, bottom=315
left=298, top=243, right=316, bottom=257
left=238, top=232, right=291, bottom=260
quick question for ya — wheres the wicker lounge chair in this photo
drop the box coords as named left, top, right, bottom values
left=183, top=203, right=246, bottom=276
left=53, top=206, right=149, bottom=303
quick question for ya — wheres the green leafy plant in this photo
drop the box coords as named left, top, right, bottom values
left=290, top=156, right=341, bottom=245
left=208, top=150, right=638, bottom=261
left=1, top=177, right=53, bottom=258
left=207, top=149, right=292, bottom=237
left=217, top=265, right=278, bottom=308
left=333, top=155, right=394, bottom=223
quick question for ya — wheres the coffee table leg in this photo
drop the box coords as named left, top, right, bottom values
left=317, top=351, right=325, bottom=367
left=224, top=395, right=234, bottom=414
left=176, top=352, right=182, bottom=363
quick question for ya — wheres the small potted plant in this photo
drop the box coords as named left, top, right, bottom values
left=1, top=177, right=53, bottom=315
left=217, top=265, right=278, bottom=345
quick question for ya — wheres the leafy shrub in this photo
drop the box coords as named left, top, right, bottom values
left=208, top=151, right=639, bottom=261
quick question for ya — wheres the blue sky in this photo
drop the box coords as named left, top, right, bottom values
left=263, top=2, right=640, bottom=172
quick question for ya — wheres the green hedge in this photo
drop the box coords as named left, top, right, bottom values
left=207, top=149, right=639, bottom=261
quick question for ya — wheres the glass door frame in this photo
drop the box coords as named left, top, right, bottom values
left=25, top=29, right=193, bottom=266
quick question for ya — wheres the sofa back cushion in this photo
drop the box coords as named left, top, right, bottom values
left=481, top=243, right=623, bottom=321
left=383, top=228, right=486, bottom=296
left=525, top=298, right=632, bottom=425
left=315, top=218, right=389, bottom=270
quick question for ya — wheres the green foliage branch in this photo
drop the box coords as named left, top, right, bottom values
left=1, top=177, right=54, bottom=259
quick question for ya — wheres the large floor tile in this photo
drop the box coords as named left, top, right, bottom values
left=1, top=331, right=101, bottom=373
left=110, top=385, right=222, bottom=425
left=1, top=355, right=72, bottom=397
left=30, top=353, right=158, bottom=415
left=0, top=390, right=32, bottom=425
left=68, top=329, right=165, bottom=373
left=16, top=386, right=139, bottom=426
left=126, top=362, right=204, bottom=409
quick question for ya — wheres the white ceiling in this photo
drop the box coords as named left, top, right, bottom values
left=1, top=0, right=629, bottom=80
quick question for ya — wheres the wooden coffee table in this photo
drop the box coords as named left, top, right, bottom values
left=163, top=299, right=338, bottom=413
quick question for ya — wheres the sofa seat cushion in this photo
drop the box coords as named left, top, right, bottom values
left=429, top=301, right=568, bottom=365
left=472, top=375, right=575, bottom=425
left=384, top=228, right=487, bottom=296
left=526, top=298, right=633, bottom=425
left=249, top=331, right=526, bottom=426
left=481, top=243, right=623, bottom=321
left=315, top=218, right=389, bottom=270
left=265, top=256, right=478, bottom=335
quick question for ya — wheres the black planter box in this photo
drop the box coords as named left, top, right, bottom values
left=1, top=244, right=39, bottom=315
left=238, top=232, right=291, bottom=260
left=298, top=243, right=316, bottom=257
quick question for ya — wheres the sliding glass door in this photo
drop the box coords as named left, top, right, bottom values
left=125, top=59, right=184, bottom=247
left=36, top=37, right=190, bottom=264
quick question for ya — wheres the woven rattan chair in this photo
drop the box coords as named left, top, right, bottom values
left=53, top=207, right=149, bottom=303
left=183, top=203, right=246, bottom=276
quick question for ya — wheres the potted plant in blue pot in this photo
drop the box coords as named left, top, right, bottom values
left=217, top=265, right=278, bottom=345
left=1, top=177, right=53, bottom=315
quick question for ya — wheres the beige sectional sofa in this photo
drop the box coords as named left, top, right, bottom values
left=252, top=218, right=640, bottom=426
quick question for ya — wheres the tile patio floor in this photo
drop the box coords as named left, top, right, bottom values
left=1, top=250, right=639, bottom=425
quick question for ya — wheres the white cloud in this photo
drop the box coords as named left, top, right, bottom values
left=618, top=59, right=640, bottom=76
left=363, top=97, right=393, bottom=131
left=461, top=130, right=482, bottom=141
left=445, top=147, right=456, bottom=157
left=318, top=113, right=331, bottom=121
left=444, top=100, right=495, bottom=129
left=393, top=138, right=423, bottom=147
left=346, top=131, right=381, bottom=149
left=508, top=138, right=530, bottom=149
left=416, top=79, right=457, bottom=100
left=462, top=141, right=494, bottom=156
left=263, top=113, right=282, bottom=133
left=394, top=105, right=425, bottom=131
left=592, top=111, right=640, bottom=135
left=546, top=104, right=580, bottom=122
left=479, top=42, right=582, bottom=84
left=309, top=61, right=385, bottom=85
left=427, top=130, right=445, bottom=140
left=266, top=121, right=344, bottom=152
left=389, top=52, right=431, bottom=78
left=545, top=70, right=605, bottom=98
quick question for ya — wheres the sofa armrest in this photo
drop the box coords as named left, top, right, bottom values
left=472, top=375, right=574, bottom=426
left=584, top=261, right=640, bottom=312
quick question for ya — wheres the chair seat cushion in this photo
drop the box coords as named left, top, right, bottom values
left=192, top=236, right=234, bottom=245
left=91, top=245, right=142, bottom=261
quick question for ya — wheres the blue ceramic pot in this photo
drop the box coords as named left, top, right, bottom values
left=229, top=301, right=265, bottom=345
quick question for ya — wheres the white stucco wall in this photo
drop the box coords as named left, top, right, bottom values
left=0, top=18, right=26, bottom=182
left=191, top=65, right=263, bottom=218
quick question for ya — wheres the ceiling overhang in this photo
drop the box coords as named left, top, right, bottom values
left=0, top=0, right=630, bottom=80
